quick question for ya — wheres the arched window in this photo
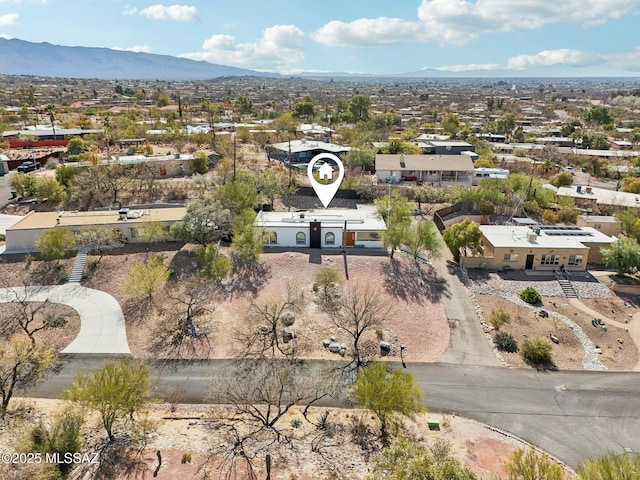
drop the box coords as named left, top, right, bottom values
left=267, top=231, right=277, bottom=245
left=296, top=232, right=306, bottom=245
left=325, top=232, right=335, bottom=246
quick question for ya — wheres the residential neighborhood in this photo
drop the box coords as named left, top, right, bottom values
left=3, top=47, right=640, bottom=480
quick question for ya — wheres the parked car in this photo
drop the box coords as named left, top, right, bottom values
left=17, top=161, right=41, bottom=173
left=401, top=175, right=417, bottom=181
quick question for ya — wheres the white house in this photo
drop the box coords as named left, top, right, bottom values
left=254, top=205, right=386, bottom=249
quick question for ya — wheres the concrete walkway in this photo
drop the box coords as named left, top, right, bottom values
left=0, top=284, right=130, bottom=355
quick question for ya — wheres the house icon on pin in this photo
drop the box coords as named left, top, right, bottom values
left=318, top=162, right=334, bottom=180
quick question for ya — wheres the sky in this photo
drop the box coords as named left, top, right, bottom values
left=1, top=0, right=640, bottom=76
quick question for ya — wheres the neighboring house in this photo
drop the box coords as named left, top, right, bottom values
left=460, top=225, right=616, bottom=271
left=254, top=205, right=386, bottom=249
left=266, top=139, right=350, bottom=164
left=571, top=148, right=637, bottom=159
left=296, top=123, right=333, bottom=139
left=375, top=154, right=474, bottom=185
left=476, top=133, right=506, bottom=143
left=473, top=168, right=510, bottom=185
left=416, top=140, right=475, bottom=155
left=611, top=140, right=634, bottom=151
left=3, top=207, right=186, bottom=254
left=537, top=136, right=574, bottom=147
left=557, top=185, right=640, bottom=210
left=576, top=215, right=621, bottom=237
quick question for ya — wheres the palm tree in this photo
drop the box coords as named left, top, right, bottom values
left=45, top=104, right=57, bottom=139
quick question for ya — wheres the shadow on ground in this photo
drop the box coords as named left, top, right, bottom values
left=382, top=258, right=447, bottom=304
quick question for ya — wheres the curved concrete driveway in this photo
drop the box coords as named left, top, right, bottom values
left=0, top=284, right=130, bottom=354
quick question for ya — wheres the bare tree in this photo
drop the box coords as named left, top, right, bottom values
left=331, top=284, right=391, bottom=368
left=0, top=285, right=70, bottom=346
left=150, top=281, right=217, bottom=358
left=236, top=301, right=304, bottom=361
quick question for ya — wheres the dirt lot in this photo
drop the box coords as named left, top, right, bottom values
left=475, top=295, right=638, bottom=370
left=79, top=244, right=450, bottom=363
left=0, top=398, right=554, bottom=480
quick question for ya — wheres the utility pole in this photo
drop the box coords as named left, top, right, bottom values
left=233, top=132, right=237, bottom=181
left=288, top=138, right=292, bottom=186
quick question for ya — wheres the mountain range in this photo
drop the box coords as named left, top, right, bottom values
left=0, top=38, right=624, bottom=80
left=0, top=38, right=276, bottom=80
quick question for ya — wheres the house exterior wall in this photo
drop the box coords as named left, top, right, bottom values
left=4, top=228, right=41, bottom=251
left=376, top=169, right=472, bottom=185
left=5, top=220, right=177, bottom=253
left=576, top=217, right=621, bottom=237
left=487, top=245, right=590, bottom=271
left=261, top=226, right=384, bottom=248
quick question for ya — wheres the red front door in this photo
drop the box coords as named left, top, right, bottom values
left=346, top=231, right=355, bottom=246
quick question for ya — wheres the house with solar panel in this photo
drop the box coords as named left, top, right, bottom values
left=460, top=225, right=617, bottom=271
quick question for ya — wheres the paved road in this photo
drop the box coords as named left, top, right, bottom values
left=28, top=357, right=640, bottom=469
left=0, top=284, right=130, bottom=354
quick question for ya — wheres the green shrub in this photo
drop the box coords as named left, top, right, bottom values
left=489, top=308, right=511, bottom=331
left=494, top=332, right=518, bottom=352
left=520, top=287, right=541, bottom=305
left=521, top=336, right=553, bottom=365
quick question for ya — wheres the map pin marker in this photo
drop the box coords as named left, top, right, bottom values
left=307, top=153, right=344, bottom=208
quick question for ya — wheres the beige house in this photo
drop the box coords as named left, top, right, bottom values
left=375, top=154, right=474, bottom=185
left=576, top=215, right=621, bottom=237
left=461, top=225, right=616, bottom=271
left=4, top=207, right=186, bottom=254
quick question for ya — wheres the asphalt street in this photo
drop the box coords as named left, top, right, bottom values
left=28, top=357, right=640, bottom=469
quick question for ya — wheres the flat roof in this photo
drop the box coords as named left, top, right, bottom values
left=376, top=154, right=474, bottom=172
left=268, top=139, right=350, bottom=154
left=255, top=205, right=386, bottom=232
left=0, top=214, right=24, bottom=234
left=557, top=185, right=640, bottom=208
left=9, top=207, right=186, bottom=230
left=480, top=225, right=614, bottom=250
left=579, top=215, right=620, bottom=223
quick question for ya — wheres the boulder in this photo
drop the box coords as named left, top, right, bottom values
left=282, top=328, right=295, bottom=343
left=328, top=342, right=341, bottom=353
left=281, top=311, right=295, bottom=327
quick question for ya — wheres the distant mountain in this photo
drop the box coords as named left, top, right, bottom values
left=0, top=38, right=277, bottom=80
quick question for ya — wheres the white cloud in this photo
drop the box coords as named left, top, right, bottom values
left=0, top=33, right=12, bottom=39
left=311, top=17, right=423, bottom=47
left=606, top=46, right=640, bottom=72
left=0, top=13, right=18, bottom=26
left=432, top=63, right=501, bottom=72
left=507, top=49, right=605, bottom=69
left=311, top=0, right=639, bottom=48
left=113, top=44, right=152, bottom=53
left=417, top=0, right=639, bottom=45
left=139, top=4, right=197, bottom=22
left=180, top=25, right=304, bottom=71
left=122, top=6, right=137, bottom=16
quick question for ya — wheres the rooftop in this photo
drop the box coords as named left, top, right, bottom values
left=376, top=154, right=474, bottom=172
left=557, top=185, right=640, bottom=209
left=9, top=207, right=186, bottom=230
left=255, top=205, right=386, bottom=232
left=480, top=225, right=614, bottom=250
left=268, top=139, right=350, bottom=154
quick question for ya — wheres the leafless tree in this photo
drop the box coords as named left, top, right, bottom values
left=235, top=300, right=305, bottom=361
left=0, top=285, right=70, bottom=346
left=330, top=283, right=391, bottom=369
left=150, top=281, right=217, bottom=358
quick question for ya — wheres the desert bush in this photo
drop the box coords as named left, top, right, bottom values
left=542, top=210, right=559, bottom=225
left=489, top=308, right=511, bottom=331
left=520, top=287, right=541, bottom=305
left=494, top=332, right=518, bottom=352
left=521, top=336, right=553, bottom=365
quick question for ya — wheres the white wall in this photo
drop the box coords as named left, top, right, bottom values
left=263, top=225, right=345, bottom=248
